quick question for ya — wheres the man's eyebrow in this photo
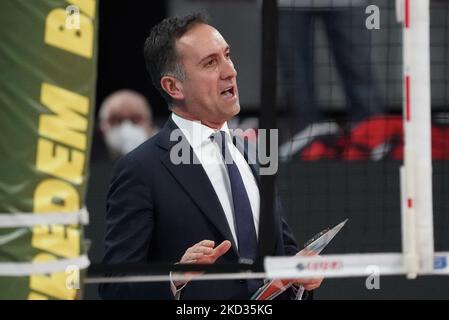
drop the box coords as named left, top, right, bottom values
left=198, top=46, right=230, bottom=65
left=198, top=53, right=216, bottom=65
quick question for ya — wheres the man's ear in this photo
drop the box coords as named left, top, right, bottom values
left=160, top=76, right=184, bottom=101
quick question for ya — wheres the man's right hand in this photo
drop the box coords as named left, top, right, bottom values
left=180, top=240, right=231, bottom=264
left=173, top=240, right=231, bottom=288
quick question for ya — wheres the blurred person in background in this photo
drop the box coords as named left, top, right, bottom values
left=278, top=0, right=384, bottom=159
left=99, top=89, right=158, bottom=159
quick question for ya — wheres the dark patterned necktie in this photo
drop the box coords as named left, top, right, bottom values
left=211, top=131, right=258, bottom=263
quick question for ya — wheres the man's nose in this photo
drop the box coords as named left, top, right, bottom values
left=221, top=59, right=237, bottom=80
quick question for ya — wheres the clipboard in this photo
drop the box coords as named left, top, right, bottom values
left=251, top=219, right=348, bottom=300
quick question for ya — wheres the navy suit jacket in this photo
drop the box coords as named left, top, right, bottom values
left=99, top=118, right=301, bottom=300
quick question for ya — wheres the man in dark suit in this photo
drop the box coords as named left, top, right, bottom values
left=99, top=13, right=322, bottom=300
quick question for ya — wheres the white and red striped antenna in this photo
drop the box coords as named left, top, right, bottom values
left=398, top=0, right=434, bottom=279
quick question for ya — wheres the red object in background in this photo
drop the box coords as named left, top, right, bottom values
left=342, top=115, right=403, bottom=160
left=432, top=126, right=449, bottom=160
left=297, top=115, right=449, bottom=161
left=298, top=116, right=405, bottom=161
left=341, top=116, right=449, bottom=161
left=300, top=116, right=449, bottom=161
left=281, top=114, right=449, bottom=161
left=300, top=140, right=339, bottom=161
left=390, top=142, right=404, bottom=160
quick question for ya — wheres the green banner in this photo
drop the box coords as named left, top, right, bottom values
left=0, top=0, right=98, bottom=299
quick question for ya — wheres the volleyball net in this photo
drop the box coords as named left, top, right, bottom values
left=273, top=0, right=449, bottom=281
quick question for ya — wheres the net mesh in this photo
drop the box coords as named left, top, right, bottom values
left=276, top=0, right=449, bottom=256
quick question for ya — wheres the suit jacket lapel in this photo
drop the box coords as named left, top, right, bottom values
left=157, top=119, right=239, bottom=256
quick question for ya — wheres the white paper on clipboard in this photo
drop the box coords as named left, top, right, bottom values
left=251, top=219, right=348, bottom=300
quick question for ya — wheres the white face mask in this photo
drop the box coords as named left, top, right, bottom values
left=105, top=120, right=149, bottom=156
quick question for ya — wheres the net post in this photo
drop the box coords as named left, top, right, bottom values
left=401, top=0, right=434, bottom=277
left=256, top=0, right=278, bottom=271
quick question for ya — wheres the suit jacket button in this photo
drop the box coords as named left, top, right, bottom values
left=239, top=279, right=246, bottom=284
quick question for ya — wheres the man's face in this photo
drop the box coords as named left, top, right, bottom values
left=174, top=24, right=240, bottom=127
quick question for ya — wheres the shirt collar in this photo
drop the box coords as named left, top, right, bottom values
left=171, top=112, right=231, bottom=149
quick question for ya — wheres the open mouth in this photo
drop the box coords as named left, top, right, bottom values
left=220, top=86, right=235, bottom=99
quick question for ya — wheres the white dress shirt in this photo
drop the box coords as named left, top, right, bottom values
left=171, top=112, right=260, bottom=244
left=169, top=113, right=260, bottom=298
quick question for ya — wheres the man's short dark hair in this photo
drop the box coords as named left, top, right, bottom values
left=143, top=13, right=208, bottom=108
